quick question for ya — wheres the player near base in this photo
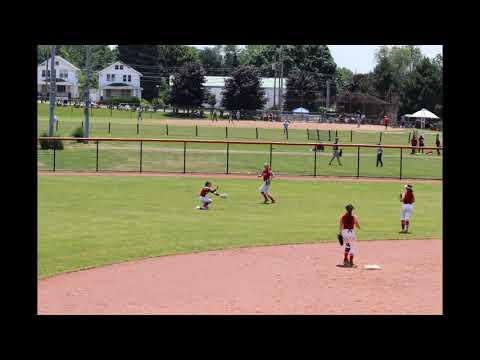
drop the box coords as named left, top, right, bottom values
left=258, top=163, right=276, bottom=204
left=197, top=181, right=219, bottom=210
left=328, top=138, right=342, bottom=166
left=400, top=184, right=415, bottom=233
left=337, top=204, right=361, bottom=267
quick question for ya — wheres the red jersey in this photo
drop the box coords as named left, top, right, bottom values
left=200, top=186, right=213, bottom=197
left=341, top=213, right=356, bottom=230
left=384, top=117, right=389, bottom=125
left=402, top=191, right=415, bottom=204
left=262, top=169, right=273, bottom=181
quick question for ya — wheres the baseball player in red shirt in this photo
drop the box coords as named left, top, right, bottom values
left=400, top=184, right=415, bottom=233
left=383, top=115, right=389, bottom=129
left=337, top=204, right=361, bottom=268
left=258, top=163, right=276, bottom=204
left=197, top=181, right=220, bottom=210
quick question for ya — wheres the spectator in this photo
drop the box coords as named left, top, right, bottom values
left=435, top=134, right=441, bottom=156
left=418, top=135, right=425, bottom=154
left=411, top=133, right=418, bottom=154
left=236, top=110, right=240, bottom=121
left=383, top=115, right=390, bottom=129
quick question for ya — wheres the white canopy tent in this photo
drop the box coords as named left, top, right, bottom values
left=293, top=107, right=310, bottom=113
left=408, top=108, right=440, bottom=129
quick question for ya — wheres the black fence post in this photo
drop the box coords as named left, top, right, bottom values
left=316, top=129, right=320, bottom=141
left=53, top=147, right=56, bottom=172
left=56, top=120, right=59, bottom=132
left=379, top=132, right=382, bottom=143
left=110, top=107, right=113, bottom=117
left=136, top=123, right=139, bottom=135
left=399, top=147, right=403, bottom=179
left=357, top=146, right=360, bottom=178
left=408, top=132, right=411, bottom=143
left=314, top=147, right=317, bottom=177
left=226, top=142, right=229, bottom=174
left=81, top=121, right=83, bottom=127
left=140, top=141, right=143, bottom=173
left=96, top=140, right=99, bottom=172
left=196, top=125, right=198, bottom=137
left=108, top=122, right=111, bottom=134
left=307, top=129, right=310, bottom=140
left=335, top=130, right=338, bottom=139
left=256, top=127, right=259, bottom=139
left=166, top=124, right=169, bottom=135
left=328, top=130, right=331, bottom=142
left=225, top=127, right=228, bottom=138
left=286, top=128, right=289, bottom=140
left=269, top=143, right=273, bottom=168
left=350, top=130, right=353, bottom=142
left=183, top=142, right=186, bottom=173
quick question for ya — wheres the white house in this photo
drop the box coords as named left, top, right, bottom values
left=37, top=56, right=80, bottom=99
left=98, top=61, right=143, bottom=101
left=169, top=75, right=287, bottom=110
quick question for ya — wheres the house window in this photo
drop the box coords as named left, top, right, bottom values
left=55, top=61, right=59, bottom=65
left=128, top=75, right=131, bottom=82
left=111, top=74, right=115, bottom=81
left=107, top=74, right=111, bottom=81
left=123, top=75, right=127, bottom=82
left=57, top=85, right=66, bottom=93
left=42, top=70, right=45, bottom=77
left=120, top=65, right=124, bottom=70
left=60, top=71, right=68, bottom=79
left=115, top=65, right=119, bottom=70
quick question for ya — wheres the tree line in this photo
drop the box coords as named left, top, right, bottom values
left=38, top=45, right=443, bottom=119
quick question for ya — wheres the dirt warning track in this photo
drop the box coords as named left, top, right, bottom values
left=38, top=239, right=442, bottom=315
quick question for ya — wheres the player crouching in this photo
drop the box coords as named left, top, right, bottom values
left=337, top=204, right=361, bottom=268
left=197, top=181, right=220, bottom=210
left=258, top=163, right=276, bottom=204
left=400, top=184, right=415, bottom=233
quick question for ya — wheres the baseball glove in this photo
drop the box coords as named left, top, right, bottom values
left=337, top=234, right=344, bottom=246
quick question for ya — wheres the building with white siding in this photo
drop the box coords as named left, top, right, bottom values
left=37, top=56, right=80, bottom=100
left=98, top=61, right=143, bottom=100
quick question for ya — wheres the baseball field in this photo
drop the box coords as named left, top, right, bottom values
left=37, top=103, right=443, bottom=315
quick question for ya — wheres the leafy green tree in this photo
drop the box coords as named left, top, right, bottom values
left=205, top=93, right=217, bottom=108
left=284, top=70, right=318, bottom=111
left=221, top=65, right=267, bottom=112
left=399, top=57, right=442, bottom=117
left=335, top=67, right=354, bottom=93
left=169, top=62, right=207, bottom=113
left=223, top=45, right=241, bottom=72
left=199, top=46, right=223, bottom=75
left=118, top=45, right=160, bottom=100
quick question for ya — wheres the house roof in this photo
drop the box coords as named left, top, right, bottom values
left=170, top=75, right=287, bottom=88
left=98, top=61, right=143, bottom=76
left=38, top=56, right=80, bottom=71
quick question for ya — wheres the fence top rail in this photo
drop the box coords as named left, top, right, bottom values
left=37, top=137, right=444, bottom=150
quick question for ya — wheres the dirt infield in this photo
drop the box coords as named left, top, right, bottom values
left=38, top=171, right=442, bottom=184
left=158, top=119, right=403, bottom=132
left=37, top=239, right=442, bottom=315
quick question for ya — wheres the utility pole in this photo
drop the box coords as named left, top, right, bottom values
left=48, top=46, right=56, bottom=136
left=272, top=60, right=276, bottom=109
left=278, top=45, right=284, bottom=121
left=44, top=53, right=49, bottom=101
left=83, top=45, right=91, bottom=144
left=326, top=79, right=330, bottom=110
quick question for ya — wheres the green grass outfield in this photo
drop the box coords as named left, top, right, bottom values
left=37, top=104, right=443, bottom=179
left=38, top=175, right=442, bottom=278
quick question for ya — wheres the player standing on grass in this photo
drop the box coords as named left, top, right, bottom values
left=197, top=181, right=219, bottom=210
left=258, top=163, right=276, bottom=204
left=328, top=138, right=342, bottom=166
left=400, top=184, right=415, bottom=233
left=435, top=134, right=441, bottom=155
left=376, top=143, right=384, bottom=167
left=337, top=204, right=361, bottom=267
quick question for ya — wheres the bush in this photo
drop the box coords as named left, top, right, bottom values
left=71, top=126, right=84, bottom=142
left=39, top=132, right=64, bottom=150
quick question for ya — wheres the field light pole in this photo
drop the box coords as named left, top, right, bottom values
left=48, top=45, right=56, bottom=136
left=83, top=45, right=91, bottom=144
